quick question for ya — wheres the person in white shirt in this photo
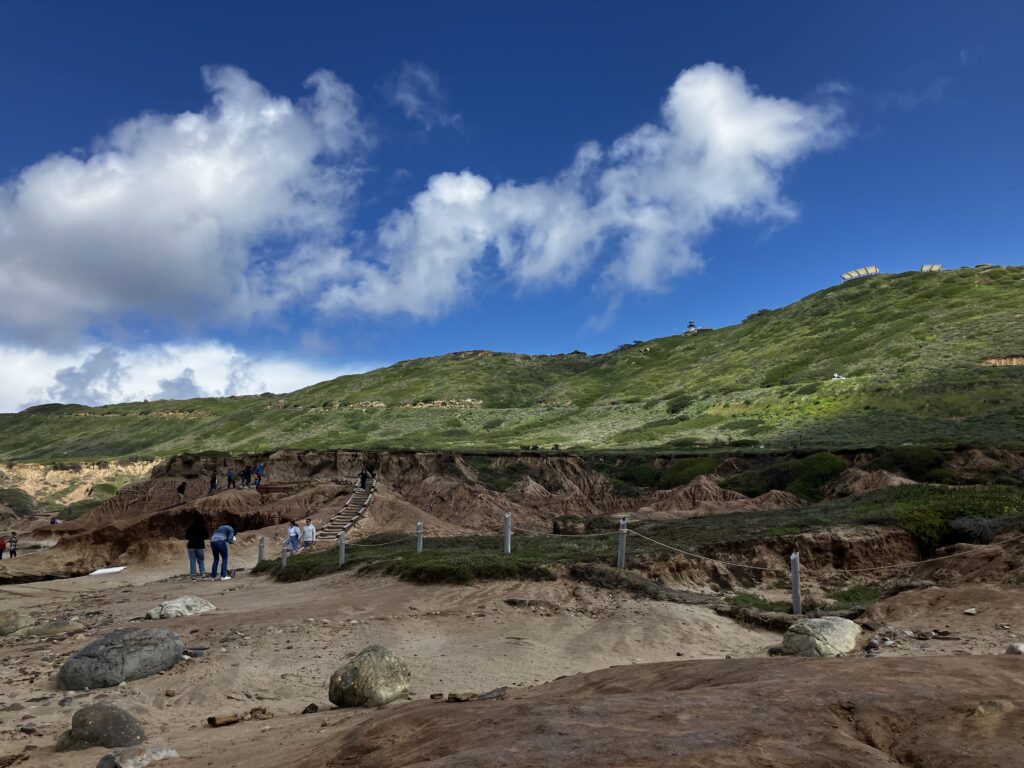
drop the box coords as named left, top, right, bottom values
left=301, top=519, right=317, bottom=549
left=287, top=521, right=301, bottom=553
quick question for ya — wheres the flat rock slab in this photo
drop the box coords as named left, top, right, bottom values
left=55, top=703, right=146, bottom=751
left=0, top=608, right=34, bottom=636
left=57, top=628, right=184, bottom=690
left=96, top=746, right=179, bottom=768
left=145, top=596, right=216, bottom=620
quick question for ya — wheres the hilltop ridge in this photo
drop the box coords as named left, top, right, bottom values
left=1, top=265, right=1022, bottom=460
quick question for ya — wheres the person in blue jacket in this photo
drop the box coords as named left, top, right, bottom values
left=209, top=524, right=236, bottom=581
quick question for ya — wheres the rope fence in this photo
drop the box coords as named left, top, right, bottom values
left=261, top=510, right=1022, bottom=616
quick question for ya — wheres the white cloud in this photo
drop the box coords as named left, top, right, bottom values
left=878, top=76, right=951, bottom=111
left=0, top=66, right=369, bottom=348
left=0, top=342, right=379, bottom=412
left=385, top=61, right=461, bottom=130
left=325, top=62, right=847, bottom=317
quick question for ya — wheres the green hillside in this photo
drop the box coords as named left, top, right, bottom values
left=2, top=266, right=1022, bottom=460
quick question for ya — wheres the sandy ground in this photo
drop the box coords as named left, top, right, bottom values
left=0, top=547, right=776, bottom=768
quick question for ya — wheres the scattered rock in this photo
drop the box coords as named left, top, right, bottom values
left=57, top=629, right=184, bottom=690
left=328, top=645, right=411, bottom=708
left=0, top=609, right=34, bottom=636
left=206, top=714, right=240, bottom=727
left=1006, top=643, right=1024, bottom=655
left=503, top=597, right=560, bottom=614
left=478, top=687, right=509, bottom=701
left=145, top=596, right=215, bottom=620
left=301, top=703, right=319, bottom=714
left=95, top=746, right=178, bottom=768
left=782, top=617, right=860, bottom=658
left=964, top=608, right=978, bottom=616
left=55, top=704, right=147, bottom=752
left=18, top=725, right=37, bottom=735
left=429, top=693, right=444, bottom=700
left=164, top=689, right=176, bottom=697
left=248, top=707, right=272, bottom=721
left=14, top=617, right=85, bottom=638
left=974, top=699, right=1015, bottom=716
left=447, top=692, right=479, bottom=703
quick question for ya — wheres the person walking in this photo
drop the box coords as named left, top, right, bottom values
left=287, top=520, right=301, bottom=554
left=8, top=532, right=17, bottom=558
left=209, top=524, right=236, bottom=581
left=176, top=481, right=187, bottom=504
left=207, top=472, right=217, bottom=496
left=358, top=468, right=368, bottom=490
left=0, top=536, right=6, bottom=560
left=185, top=514, right=209, bottom=580
left=301, top=518, right=316, bottom=549
left=226, top=468, right=236, bottom=490
left=254, top=463, right=264, bottom=488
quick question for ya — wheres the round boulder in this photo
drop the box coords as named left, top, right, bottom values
left=782, top=617, right=860, bottom=657
left=57, top=628, right=184, bottom=690
left=55, top=703, right=146, bottom=751
left=329, top=645, right=411, bottom=707
left=145, top=596, right=215, bottom=620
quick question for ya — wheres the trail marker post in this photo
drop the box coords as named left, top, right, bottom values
left=338, top=529, right=346, bottom=566
left=617, top=517, right=628, bottom=570
left=280, top=545, right=289, bottom=572
left=790, top=551, right=802, bottom=616
left=257, top=536, right=265, bottom=564
left=503, top=512, right=512, bottom=556
left=416, top=520, right=424, bottom=554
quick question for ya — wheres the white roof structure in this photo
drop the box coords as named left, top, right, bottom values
left=840, top=266, right=881, bottom=282
left=920, top=264, right=943, bottom=272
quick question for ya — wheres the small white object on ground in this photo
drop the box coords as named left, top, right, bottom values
left=964, top=608, right=978, bottom=615
left=89, top=566, right=127, bottom=576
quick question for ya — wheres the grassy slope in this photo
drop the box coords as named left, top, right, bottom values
left=2, top=266, right=1022, bottom=460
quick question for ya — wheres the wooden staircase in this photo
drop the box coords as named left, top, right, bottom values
left=319, top=481, right=376, bottom=540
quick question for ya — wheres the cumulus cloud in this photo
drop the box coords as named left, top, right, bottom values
left=0, top=342, right=378, bottom=412
left=324, top=62, right=847, bottom=317
left=0, top=66, right=369, bottom=347
left=385, top=61, right=461, bottom=130
left=0, top=61, right=847, bottom=356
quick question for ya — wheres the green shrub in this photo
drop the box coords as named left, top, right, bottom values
left=0, top=488, right=35, bottom=516
left=722, top=452, right=846, bottom=501
left=872, top=446, right=946, bottom=481
left=660, top=456, right=720, bottom=487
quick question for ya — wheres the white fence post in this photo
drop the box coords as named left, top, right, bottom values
left=416, top=520, right=424, bottom=554
left=257, top=536, right=265, bottom=564
left=617, top=517, right=628, bottom=570
left=503, top=512, right=512, bottom=556
left=338, top=529, right=346, bottom=566
left=790, top=551, right=802, bottom=616
left=280, top=545, right=289, bottom=572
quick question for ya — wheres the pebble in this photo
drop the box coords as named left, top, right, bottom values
left=1006, top=643, right=1024, bottom=655
left=964, top=608, right=978, bottom=616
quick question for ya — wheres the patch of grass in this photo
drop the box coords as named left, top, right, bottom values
left=825, top=584, right=882, bottom=609
left=726, top=592, right=790, bottom=612
left=722, top=452, right=847, bottom=500
left=871, top=446, right=947, bottom=482
left=0, top=488, right=36, bottom=516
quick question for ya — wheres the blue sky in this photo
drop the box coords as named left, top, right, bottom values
left=1, top=1, right=1022, bottom=411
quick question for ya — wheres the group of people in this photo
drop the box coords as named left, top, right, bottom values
left=208, top=463, right=264, bottom=496
left=184, top=514, right=237, bottom=580
left=286, top=518, right=317, bottom=553
left=0, top=532, right=17, bottom=559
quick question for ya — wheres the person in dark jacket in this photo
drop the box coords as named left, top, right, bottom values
left=176, top=481, right=187, bottom=504
left=226, top=468, right=236, bottom=489
left=208, top=472, right=218, bottom=496
left=186, top=514, right=210, bottom=579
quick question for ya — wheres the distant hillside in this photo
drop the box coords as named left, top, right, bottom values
left=2, top=266, right=1022, bottom=460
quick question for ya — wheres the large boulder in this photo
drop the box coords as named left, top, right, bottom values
left=329, top=645, right=411, bottom=707
left=55, top=704, right=146, bottom=751
left=0, top=608, right=34, bottom=636
left=782, top=617, right=860, bottom=657
left=57, top=628, right=184, bottom=690
left=145, top=596, right=215, bottom=620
